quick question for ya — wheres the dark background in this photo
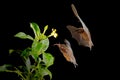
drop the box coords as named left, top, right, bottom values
left=0, top=0, right=117, bottom=80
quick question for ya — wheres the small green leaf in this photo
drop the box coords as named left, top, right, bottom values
left=42, top=25, right=48, bottom=34
left=0, top=64, right=12, bottom=72
left=9, top=49, right=15, bottom=54
left=30, top=22, right=41, bottom=39
left=39, top=34, right=47, bottom=40
left=25, top=57, right=31, bottom=72
left=43, top=53, right=54, bottom=67
left=21, top=48, right=31, bottom=58
left=45, top=69, right=52, bottom=80
left=14, top=32, right=33, bottom=40
left=39, top=67, right=52, bottom=80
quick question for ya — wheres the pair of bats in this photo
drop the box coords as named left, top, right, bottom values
left=54, top=4, right=94, bottom=68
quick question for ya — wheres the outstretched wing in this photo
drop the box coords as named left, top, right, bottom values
left=70, top=4, right=94, bottom=50
left=66, top=25, right=82, bottom=45
left=66, top=25, right=88, bottom=46
left=54, top=39, right=78, bottom=67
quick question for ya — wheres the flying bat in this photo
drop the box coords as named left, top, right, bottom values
left=66, top=4, right=94, bottom=50
left=54, top=39, right=78, bottom=68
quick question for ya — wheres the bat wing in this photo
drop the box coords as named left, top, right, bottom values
left=71, top=3, right=91, bottom=36
left=66, top=25, right=82, bottom=44
left=78, top=16, right=94, bottom=50
left=66, top=25, right=84, bottom=45
left=71, top=4, right=94, bottom=50
left=78, top=16, right=94, bottom=49
left=64, top=39, right=78, bottom=67
left=66, top=25, right=93, bottom=50
left=71, top=4, right=80, bottom=22
left=54, top=40, right=78, bottom=67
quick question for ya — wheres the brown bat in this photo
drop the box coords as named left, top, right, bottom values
left=66, top=4, right=94, bottom=50
left=54, top=39, right=78, bottom=68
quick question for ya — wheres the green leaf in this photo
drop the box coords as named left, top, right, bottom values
left=37, top=67, right=52, bottom=80
left=0, top=64, right=12, bottom=72
left=0, top=65, right=26, bottom=80
left=25, top=57, right=31, bottom=72
left=14, top=32, right=33, bottom=40
left=31, top=40, right=43, bottom=60
left=40, top=38, right=49, bottom=51
left=31, top=38, right=49, bottom=60
left=30, top=22, right=41, bottom=39
left=39, top=34, right=47, bottom=40
left=21, top=48, right=31, bottom=58
left=43, top=53, right=54, bottom=67
left=9, top=49, right=15, bottom=54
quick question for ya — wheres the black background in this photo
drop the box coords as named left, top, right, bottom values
left=0, top=0, right=117, bottom=80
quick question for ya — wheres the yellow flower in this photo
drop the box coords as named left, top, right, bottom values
left=53, top=33, right=58, bottom=38
left=48, top=28, right=58, bottom=38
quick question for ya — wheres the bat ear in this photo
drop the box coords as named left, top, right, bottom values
left=64, top=39, right=71, bottom=46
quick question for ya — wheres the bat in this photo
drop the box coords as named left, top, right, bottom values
left=66, top=4, right=94, bottom=50
left=54, top=39, right=78, bottom=68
